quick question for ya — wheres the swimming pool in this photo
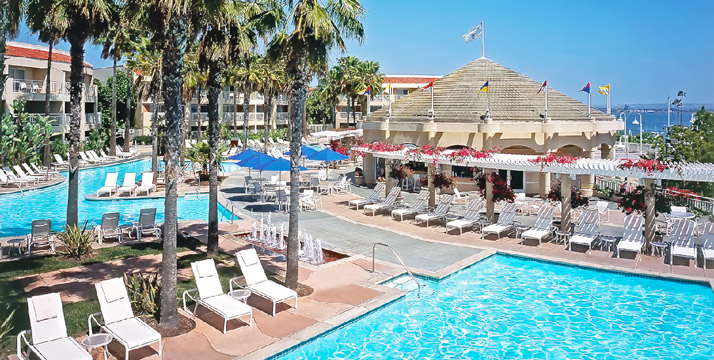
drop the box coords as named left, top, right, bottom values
left=276, top=255, right=714, bottom=359
left=0, top=159, right=235, bottom=237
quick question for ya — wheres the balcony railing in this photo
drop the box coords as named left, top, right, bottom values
left=9, top=79, right=97, bottom=99
left=371, top=94, right=407, bottom=102
left=275, top=112, right=289, bottom=121
left=85, top=113, right=100, bottom=125
left=27, top=113, right=67, bottom=132
left=338, top=112, right=362, bottom=121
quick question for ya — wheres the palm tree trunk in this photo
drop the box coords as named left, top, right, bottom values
left=159, top=12, right=188, bottom=329
left=0, top=6, right=8, bottom=111
left=242, top=82, right=251, bottom=150
left=181, top=99, right=190, bottom=165
left=206, top=65, right=220, bottom=256
left=124, top=67, right=132, bottom=152
left=264, top=93, right=271, bottom=153
left=150, top=77, right=160, bottom=174
left=110, top=57, right=117, bottom=156
left=350, top=96, right=356, bottom=128
left=66, top=31, right=87, bottom=227
left=42, top=41, right=54, bottom=167
left=331, top=97, right=336, bottom=129
left=196, top=85, right=203, bottom=141
left=286, top=64, right=307, bottom=290
left=232, top=83, right=237, bottom=137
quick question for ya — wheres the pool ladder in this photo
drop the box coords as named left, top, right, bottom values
left=372, top=242, right=422, bottom=298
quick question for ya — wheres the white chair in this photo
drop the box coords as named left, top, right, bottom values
left=482, top=202, right=518, bottom=240
left=415, top=194, right=454, bottom=227
left=99, top=149, right=119, bottom=160
left=27, top=219, right=56, bottom=255
left=80, top=151, right=102, bottom=163
left=117, top=173, right=137, bottom=196
left=89, top=278, right=162, bottom=360
left=701, top=222, right=714, bottom=269
left=96, top=212, right=123, bottom=245
left=567, top=208, right=600, bottom=253
left=521, top=205, right=555, bottom=247
left=53, top=154, right=68, bottom=167
left=391, top=190, right=429, bottom=221
left=22, top=163, right=49, bottom=180
left=30, top=163, right=60, bottom=179
left=275, top=189, right=289, bottom=211
left=446, top=198, right=485, bottom=235
left=17, top=293, right=92, bottom=360
left=184, top=259, right=253, bottom=333
left=0, top=168, right=27, bottom=188
left=595, top=201, right=610, bottom=222
left=616, top=214, right=644, bottom=258
left=113, top=146, right=132, bottom=158
left=87, top=150, right=106, bottom=162
left=235, top=249, right=298, bottom=316
left=131, top=208, right=161, bottom=240
left=452, top=188, right=469, bottom=204
left=348, top=183, right=385, bottom=209
left=669, top=218, right=697, bottom=266
left=135, top=172, right=156, bottom=196
left=363, top=186, right=401, bottom=216
left=13, top=165, right=41, bottom=184
left=97, top=173, right=119, bottom=197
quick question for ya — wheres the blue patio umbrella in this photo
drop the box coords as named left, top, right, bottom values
left=256, top=158, right=308, bottom=172
left=283, top=145, right=320, bottom=157
left=228, top=148, right=261, bottom=162
left=237, top=153, right=277, bottom=179
left=305, top=148, right=349, bottom=162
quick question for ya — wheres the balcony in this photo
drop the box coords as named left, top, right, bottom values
left=275, top=112, right=289, bottom=125
left=5, top=78, right=98, bottom=103
left=85, top=113, right=101, bottom=126
left=338, top=112, right=362, bottom=121
left=27, top=113, right=68, bottom=134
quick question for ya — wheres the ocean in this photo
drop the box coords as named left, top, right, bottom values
left=620, top=111, right=695, bottom=134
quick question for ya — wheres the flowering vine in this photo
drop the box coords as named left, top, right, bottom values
left=617, top=159, right=669, bottom=176
left=529, top=153, right=579, bottom=170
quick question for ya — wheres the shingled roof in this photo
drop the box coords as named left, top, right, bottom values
left=370, top=58, right=612, bottom=122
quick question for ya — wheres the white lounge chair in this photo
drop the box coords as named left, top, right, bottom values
left=595, top=201, right=610, bottom=223
left=112, top=147, right=132, bottom=158
left=27, top=219, right=56, bottom=255
left=99, top=149, right=119, bottom=160
left=235, top=248, right=298, bottom=316
left=391, top=190, right=429, bottom=221
left=567, top=208, right=600, bottom=253
left=363, top=186, right=401, bottom=216
left=86, top=150, right=104, bottom=162
left=96, top=212, right=123, bottom=245
left=117, top=173, right=137, bottom=196
left=521, top=205, right=555, bottom=247
left=616, top=214, right=644, bottom=258
left=184, top=259, right=253, bottom=333
left=348, top=183, right=385, bottom=209
left=17, top=293, right=92, bottom=360
left=13, top=165, right=41, bottom=185
left=97, top=173, right=119, bottom=197
left=22, top=163, right=49, bottom=180
left=30, top=163, right=60, bottom=179
left=446, top=198, right=485, bottom=235
left=0, top=169, right=28, bottom=188
left=89, top=278, right=162, bottom=359
left=415, top=194, right=454, bottom=227
left=482, top=202, right=518, bottom=240
left=701, top=222, right=714, bottom=269
left=52, top=154, right=68, bottom=167
left=135, top=172, right=156, bottom=196
left=669, top=218, right=697, bottom=266
left=80, top=151, right=102, bottom=163
left=131, top=208, right=161, bottom=240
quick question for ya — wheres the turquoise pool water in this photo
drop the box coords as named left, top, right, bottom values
left=0, top=159, right=235, bottom=237
left=277, top=255, right=714, bottom=359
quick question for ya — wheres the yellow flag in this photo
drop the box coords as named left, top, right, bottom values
left=598, top=84, right=610, bottom=95
left=383, top=84, right=391, bottom=93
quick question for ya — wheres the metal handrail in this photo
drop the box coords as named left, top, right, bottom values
left=372, top=242, right=421, bottom=297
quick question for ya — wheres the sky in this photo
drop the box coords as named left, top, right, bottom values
left=13, top=0, right=714, bottom=106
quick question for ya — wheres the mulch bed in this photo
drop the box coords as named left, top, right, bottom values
left=144, top=313, right=196, bottom=338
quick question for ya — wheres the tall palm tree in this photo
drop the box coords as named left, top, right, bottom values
left=0, top=0, right=23, bottom=106
left=357, top=59, right=383, bottom=121
left=236, top=53, right=262, bottom=148
left=255, top=56, right=286, bottom=152
left=268, top=0, right=364, bottom=289
left=29, top=0, right=114, bottom=227
left=335, top=56, right=360, bottom=127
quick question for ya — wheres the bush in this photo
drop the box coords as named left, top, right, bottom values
left=617, top=185, right=671, bottom=215
left=546, top=181, right=590, bottom=209
left=51, top=138, right=70, bottom=156
left=0, top=304, right=16, bottom=352
left=476, top=172, right=515, bottom=202
left=57, top=221, right=96, bottom=260
left=124, top=272, right=161, bottom=318
left=132, top=135, right=152, bottom=145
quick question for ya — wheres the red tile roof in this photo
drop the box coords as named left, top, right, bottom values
left=6, top=44, right=93, bottom=68
left=383, top=76, right=439, bottom=84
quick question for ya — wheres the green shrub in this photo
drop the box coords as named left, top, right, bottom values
left=51, top=138, right=70, bottom=156
left=124, top=272, right=161, bottom=318
left=132, top=135, right=152, bottom=145
left=0, top=304, right=16, bottom=352
left=57, top=221, right=96, bottom=260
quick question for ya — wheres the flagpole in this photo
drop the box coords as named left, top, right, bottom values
left=366, top=89, right=371, bottom=117
left=607, top=85, right=611, bottom=115
left=481, top=21, right=485, bottom=58
left=544, top=84, right=548, bottom=121
left=388, top=86, right=392, bottom=118
left=587, top=81, right=591, bottom=117
left=486, top=86, right=490, bottom=113
left=430, top=85, right=434, bottom=119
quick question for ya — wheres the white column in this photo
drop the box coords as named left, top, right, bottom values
left=560, top=174, right=572, bottom=232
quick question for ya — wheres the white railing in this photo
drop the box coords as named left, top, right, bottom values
left=12, top=79, right=45, bottom=94
left=250, top=93, right=264, bottom=101
left=85, top=113, right=100, bottom=125
left=9, top=79, right=98, bottom=98
left=308, top=124, right=333, bottom=132
left=370, top=94, right=408, bottom=103
left=338, top=112, right=362, bottom=121
left=275, top=94, right=288, bottom=104
left=222, top=112, right=244, bottom=122
left=27, top=113, right=67, bottom=129
left=249, top=113, right=264, bottom=122
left=191, top=113, right=209, bottom=122
left=275, top=112, right=289, bottom=121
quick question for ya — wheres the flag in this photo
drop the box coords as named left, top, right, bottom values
left=537, top=80, right=547, bottom=94
left=361, top=86, right=370, bottom=96
left=598, top=84, right=610, bottom=95
left=580, top=82, right=590, bottom=94
left=478, top=81, right=489, bottom=93
left=462, top=23, right=483, bottom=43
left=383, top=84, right=391, bottom=93
left=423, top=81, right=434, bottom=92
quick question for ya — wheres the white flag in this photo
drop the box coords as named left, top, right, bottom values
left=462, top=24, right=482, bottom=43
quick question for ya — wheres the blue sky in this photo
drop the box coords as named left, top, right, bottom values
left=14, top=0, right=713, bottom=105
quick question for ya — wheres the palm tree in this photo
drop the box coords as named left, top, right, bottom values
left=29, top=0, right=114, bottom=227
left=335, top=56, right=361, bottom=127
left=236, top=53, right=262, bottom=148
left=255, top=56, right=287, bottom=152
left=677, top=90, right=686, bottom=125
left=357, top=59, right=383, bottom=120
left=0, top=0, right=23, bottom=106
left=268, top=0, right=365, bottom=289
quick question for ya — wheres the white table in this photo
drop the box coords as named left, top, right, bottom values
left=668, top=212, right=696, bottom=220
left=82, top=333, right=113, bottom=360
left=7, top=238, right=26, bottom=256
left=228, top=289, right=251, bottom=303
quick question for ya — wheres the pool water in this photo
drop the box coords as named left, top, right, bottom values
left=277, top=255, right=714, bottom=359
left=0, top=159, right=235, bottom=237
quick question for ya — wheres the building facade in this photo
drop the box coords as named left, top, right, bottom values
left=1, top=41, right=101, bottom=139
left=361, top=58, right=623, bottom=196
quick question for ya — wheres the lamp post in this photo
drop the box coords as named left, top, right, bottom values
left=631, top=113, right=643, bottom=154
left=618, top=111, right=628, bottom=158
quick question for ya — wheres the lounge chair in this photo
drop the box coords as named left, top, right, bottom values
left=391, top=190, right=429, bottom=221
left=445, top=198, right=485, bottom=235
left=184, top=259, right=253, bottom=333
left=89, top=277, right=162, bottom=359
left=669, top=218, right=697, bottom=266
left=616, top=214, right=644, bottom=258
left=481, top=202, right=518, bottom=240
left=701, top=222, right=714, bottom=269
left=567, top=208, right=600, bottom=253
left=27, top=219, right=56, bottom=255
left=235, top=248, right=298, bottom=316
left=117, top=173, right=137, bottom=196
left=348, top=183, right=385, bottom=209
left=112, top=147, right=132, bottom=158
left=275, top=189, right=289, bottom=211
left=79, top=151, right=102, bottom=163
left=363, top=186, right=401, bottom=216
left=595, top=201, right=610, bottom=222
left=116, top=145, right=136, bottom=156
left=13, top=165, right=41, bottom=185
left=521, top=204, right=555, bottom=247
left=99, top=149, right=119, bottom=160
left=0, top=169, right=27, bottom=188
left=17, top=293, right=92, bottom=360
left=86, top=150, right=104, bottom=162
left=97, top=172, right=119, bottom=197
left=414, top=194, right=454, bottom=227
left=52, top=154, right=68, bottom=167
left=30, top=163, right=60, bottom=179
left=96, top=212, right=123, bottom=245
left=22, top=163, right=49, bottom=180
left=135, top=172, right=156, bottom=196
left=131, top=208, right=161, bottom=240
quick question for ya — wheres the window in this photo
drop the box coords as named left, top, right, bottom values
left=8, top=68, right=25, bottom=80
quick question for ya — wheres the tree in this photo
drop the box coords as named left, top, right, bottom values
left=306, top=86, right=331, bottom=124
left=96, top=72, right=133, bottom=150
left=0, top=0, right=22, bottom=109
left=236, top=53, right=262, bottom=149
left=254, top=56, right=287, bottom=152
left=29, top=0, right=114, bottom=227
left=673, top=90, right=686, bottom=125
left=268, top=0, right=365, bottom=289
